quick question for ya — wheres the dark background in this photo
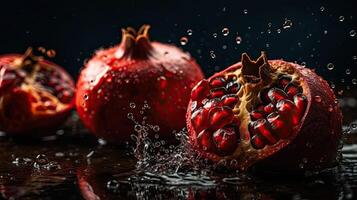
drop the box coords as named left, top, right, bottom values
left=0, top=0, right=356, bottom=89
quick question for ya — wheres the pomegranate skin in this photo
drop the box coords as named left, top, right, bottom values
left=0, top=52, right=75, bottom=134
left=254, top=61, right=343, bottom=171
left=76, top=25, right=204, bottom=143
left=186, top=53, right=343, bottom=171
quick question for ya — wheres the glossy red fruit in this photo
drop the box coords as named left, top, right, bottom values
left=0, top=48, right=75, bottom=134
left=76, top=25, right=204, bottom=143
left=186, top=52, right=342, bottom=171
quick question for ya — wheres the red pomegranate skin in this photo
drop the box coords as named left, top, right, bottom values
left=186, top=53, right=342, bottom=171
left=0, top=51, right=75, bottom=134
left=76, top=25, right=204, bottom=143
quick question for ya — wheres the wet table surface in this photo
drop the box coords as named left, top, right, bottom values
left=1, top=107, right=357, bottom=200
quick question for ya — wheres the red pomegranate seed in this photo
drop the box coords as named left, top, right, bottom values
left=250, top=110, right=265, bottom=120
left=268, top=88, right=288, bottom=103
left=221, top=95, right=239, bottom=108
left=276, top=99, right=298, bottom=125
left=251, top=135, right=266, bottom=149
left=209, top=77, right=226, bottom=88
left=209, top=107, right=234, bottom=130
left=255, top=104, right=265, bottom=112
left=278, top=75, right=292, bottom=88
left=252, top=119, right=277, bottom=145
left=263, top=103, right=275, bottom=114
left=284, top=83, right=302, bottom=98
left=191, top=108, right=210, bottom=133
left=191, top=79, right=209, bottom=101
left=213, top=127, right=238, bottom=154
left=197, top=129, right=215, bottom=152
left=226, top=81, right=240, bottom=94
left=267, top=112, right=291, bottom=139
left=293, top=93, right=307, bottom=119
left=210, top=87, right=226, bottom=98
left=203, top=98, right=221, bottom=110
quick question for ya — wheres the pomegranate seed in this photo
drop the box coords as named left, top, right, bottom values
left=213, top=127, right=238, bottom=154
left=268, top=88, right=288, bottom=103
left=294, top=93, right=307, bottom=119
left=263, top=103, right=275, bottom=114
left=209, top=77, right=226, bottom=88
left=251, top=135, right=266, bottom=149
left=191, top=80, right=209, bottom=101
left=203, top=98, right=221, bottom=110
left=284, top=82, right=302, bottom=98
left=191, top=108, right=210, bottom=133
left=255, top=104, right=265, bottom=112
left=267, top=112, right=291, bottom=139
left=221, top=94, right=238, bottom=108
left=252, top=119, right=277, bottom=145
left=197, top=129, right=215, bottom=152
left=210, top=87, right=226, bottom=98
left=226, top=81, right=240, bottom=93
left=278, top=75, right=292, bottom=88
left=276, top=99, right=298, bottom=125
left=209, top=107, right=234, bottom=130
left=250, top=110, right=264, bottom=120
left=231, top=117, right=241, bottom=127
left=248, top=121, right=255, bottom=137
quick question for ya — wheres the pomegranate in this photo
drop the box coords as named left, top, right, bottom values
left=0, top=48, right=75, bottom=134
left=76, top=25, right=204, bottom=143
left=186, top=52, right=342, bottom=171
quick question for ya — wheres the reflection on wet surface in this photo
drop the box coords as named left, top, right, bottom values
left=0, top=112, right=357, bottom=200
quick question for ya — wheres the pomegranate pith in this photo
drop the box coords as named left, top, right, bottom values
left=0, top=48, right=75, bottom=134
left=186, top=52, right=342, bottom=171
left=76, top=25, right=204, bottom=143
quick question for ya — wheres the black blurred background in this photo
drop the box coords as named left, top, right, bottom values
left=0, top=0, right=356, bottom=87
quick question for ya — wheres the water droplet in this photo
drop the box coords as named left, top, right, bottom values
left=106, top=180, right=119, bottom=191
left=127, top=113, right=134, bottom=119
left=352, top=79, right=357, bottom=85
left=339, top=16, right=345, bottom=22
left=35, top=154, right=48, bottom=165
left=324, top=30, right=328, bottom=35
left=350, top=30, right=356, bottom=37
left=134, top=125, right=142, bottom=132
left=277, top=29, right=281, bottom=34
left=243, top=9, right=248, bottom=14
left=320, top=6, right=325, bottom=12
left=222, top=45, right=227, bottom=50
left=328, top=105, right=334, bottom=112
left=222, top=28, right=230, bottom=36
left=212, top=33, right=218, bottom=38
left=157, top=76, right=167, bottom=89
left=266, top=43, right=270, bottom=48
left=210, top=50, right=216, bottom=59
left=283, top=19, right=293, bottom=29
left=180, top=37, right=188, bottom=45
left=83, top=94, right=89, bottom=100
left=346, top=69, right=351, bottom=75
left=129, top=102, right=136, bottom=108
left=187, top=29, right=193, bottom=36
left=46, top=49, right=56, bottom=58
left=351, top=123, right=357, bottom=130
left=153, top=125, right=160, bottom=132
left=314, top=95, right=322, bottom=103
left=267, top=29, right=271, bottom=34
left=353, top=55, right=357, bottom=60
left=235, top=36, right=242, bottom=44
left=338, top=90, right=344, bottom=95
left=327, top=63, right=334, bottom=70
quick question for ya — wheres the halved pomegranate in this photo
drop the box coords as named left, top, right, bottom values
left=186, top=52, right=342, bottom=171
left=0, top=48, right=75, bottom=134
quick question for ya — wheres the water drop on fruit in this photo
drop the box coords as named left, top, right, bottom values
left=277, top=29, right=281, bottom=34
left=243, top=9, right=248, bottom=14
left=187, top=29, right=193, bottom=36
left=129, top=102, right=136, bottom=108
left=338, top=16, right=345, bottom=22
left=314, top=95, right=322, bottom=103
left=350, top=30, right=356, bottom=37
left=352, top=79, right=357, bottom=85
left=106, top=180, right=119, bottom=191
left=346, top=69, right=351, bottom=75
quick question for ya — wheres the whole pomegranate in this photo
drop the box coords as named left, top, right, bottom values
left=76, top=25, right=204, bottom=143
left=186, top=52, right=342, bottom=171
left=0, top=48, right=75, bottom=134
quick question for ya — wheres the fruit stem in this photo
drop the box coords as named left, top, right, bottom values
left=119, top=25, right=154, bottom=60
